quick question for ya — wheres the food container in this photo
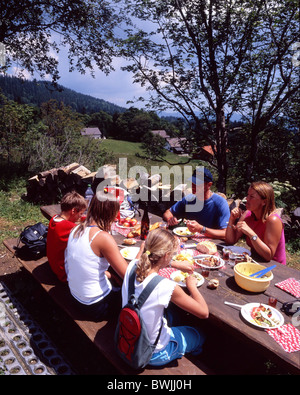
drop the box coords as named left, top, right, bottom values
left=234, top=262, right=273, bottom=292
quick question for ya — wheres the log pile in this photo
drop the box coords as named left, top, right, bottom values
left=25, top=163, right=96, bottom=204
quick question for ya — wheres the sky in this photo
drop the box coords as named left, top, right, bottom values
left=56, top=55, right=148, bottom=109
left=9, top=38, right=149, bottom=110
left=59, top=59, right=146, bottom=108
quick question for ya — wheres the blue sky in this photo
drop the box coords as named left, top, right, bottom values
left=57, top=55, right=148, bottom=109
left=7, top=36, right=148, bottom=109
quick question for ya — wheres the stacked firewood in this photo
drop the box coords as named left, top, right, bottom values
left=25, top=163, right=96, bottom=204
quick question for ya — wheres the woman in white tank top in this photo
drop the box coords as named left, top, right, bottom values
left=65, top=189, right=128, bottom=321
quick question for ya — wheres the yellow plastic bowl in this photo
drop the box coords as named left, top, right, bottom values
left=234, top=262, right=273, bottom=292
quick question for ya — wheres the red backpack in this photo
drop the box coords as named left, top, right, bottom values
left=115, top=264, right=164, bottom=370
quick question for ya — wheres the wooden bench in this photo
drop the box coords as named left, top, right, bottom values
left=3, top=238, right=212, bottom=375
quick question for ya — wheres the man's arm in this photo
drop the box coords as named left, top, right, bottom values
left=186, top=220, right=226, bottom=239
left=163, top=209, right=179, bottom=226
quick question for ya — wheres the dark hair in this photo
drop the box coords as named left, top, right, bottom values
left=73, top=190, right=120, bottom=237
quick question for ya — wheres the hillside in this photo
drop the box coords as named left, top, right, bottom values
left=0, top=75, right=126, bottom=115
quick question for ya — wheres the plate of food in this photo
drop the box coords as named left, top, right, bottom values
left=120, top=247, right=140, bottom=260
left=170, top=270, right=204, bottom=287
left=172, top=251, right=194, bottom=264
left=241, top=303, right=284, bottom=329
left=173, top=227, right=195, bottom=237
left=194, top=255, right=225, bottom=269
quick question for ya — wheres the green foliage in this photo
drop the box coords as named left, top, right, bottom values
left=0, top=95, right=114, bottom=173
left=227, top=121, right=300, bottom=209
left=110, top=107, right=162, bottom=141
left=116, top=0, right=299, bottom=192
left=140, top=133, right=167, bottom=161
left=0, top=0, right=120, bottom=84
left=269, top=181, right=297, bottom=209
left=0, top=93, right=36, bottom=165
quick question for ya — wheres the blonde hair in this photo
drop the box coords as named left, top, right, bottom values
left=74, top=190, right=120, bottom=237
left=250, top=181, right=276, bottom=221
left=136, top=228, right=177, bottom=282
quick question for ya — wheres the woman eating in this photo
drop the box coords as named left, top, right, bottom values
left=225, top=181, right=286, bottom=265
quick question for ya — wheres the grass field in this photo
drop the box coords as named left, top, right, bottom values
left=101, top=139, right=202, bottom=190
left=102, top=138, right=198, bottom=170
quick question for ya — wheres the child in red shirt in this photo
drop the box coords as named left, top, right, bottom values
left=47, top=191, right=87, bottom=282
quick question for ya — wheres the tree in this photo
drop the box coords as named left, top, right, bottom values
left=0, top=0, right=119, bottom=84
left=140, top=132, right=167, bottom=161
left=0, top=93, right=35, bottom=165
left=116, top=0, right=299, bottom=192
left=111, top=107, right=160, bottom=141
left=86, top=111, right=113, bottom=137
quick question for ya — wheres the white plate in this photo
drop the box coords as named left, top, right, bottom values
left=223, top=246, right=251, bottom=256
left=241, top=303, right=284, bottom=329
left=173, top=227, right=195, bottom=237
left=120, top=247, right=140, bottom=260
left=194, top=255, right=225, bottom=269
left=170, top=270, right=204, bottom=287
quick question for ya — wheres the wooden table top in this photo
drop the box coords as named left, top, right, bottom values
left=40, top=204, right=300, bottom=373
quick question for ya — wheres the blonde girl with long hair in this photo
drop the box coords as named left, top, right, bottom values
left=225, top=181, right=286, bottom=264
left=122, top=228, right=209, bottom=367
left=65, top=190, right=128, bottom=320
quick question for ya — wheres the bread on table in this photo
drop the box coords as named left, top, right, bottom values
left=196, top=240, right=217, bottom=255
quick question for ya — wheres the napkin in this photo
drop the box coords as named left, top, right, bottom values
left=192, top=233, right=209, bottom=242
left=275, top=278, right=300, bottom=298
left=158, top=267, right=177, bottom=279
left=112, top=222, right=134, bottom=237
left=266, top=324, right=300, bottom=353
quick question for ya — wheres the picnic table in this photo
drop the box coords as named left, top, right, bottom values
left=39, top=204, right=300, bottom=374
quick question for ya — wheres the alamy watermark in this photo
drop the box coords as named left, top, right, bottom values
left=292, top=42, right=300, bottom=67
left=0, top=300, right=7, bottom=326
left=0, top=43, right=6, bottom=67
left=95, top=159, right=205, bottom=212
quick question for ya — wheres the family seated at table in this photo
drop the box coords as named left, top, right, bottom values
left=45, top=167, right=286, bottom=367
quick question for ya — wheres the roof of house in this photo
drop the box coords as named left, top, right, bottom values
left=167, top=137, right=186, bottom=148
left=81, top=127, right=102, bottom=137
left=151, top=130, right=169, bottom=139
left=201, top=145, right=214, bottom=156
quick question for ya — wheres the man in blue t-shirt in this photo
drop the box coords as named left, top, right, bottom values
left=163, top=167, right=230, bottom=239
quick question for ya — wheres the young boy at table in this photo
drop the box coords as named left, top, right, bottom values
left=121, top=228, right=209, bottom=367
left=46, top=191, right=87, bottom=282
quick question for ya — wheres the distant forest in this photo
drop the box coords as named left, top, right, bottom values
left=0, top=75, right=126, bottom=115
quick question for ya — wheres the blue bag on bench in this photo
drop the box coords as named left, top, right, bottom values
left=18, top=222, right=48, bottom=259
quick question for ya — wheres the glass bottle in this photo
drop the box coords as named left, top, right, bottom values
left=140, top=203, right=150, bottom=240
